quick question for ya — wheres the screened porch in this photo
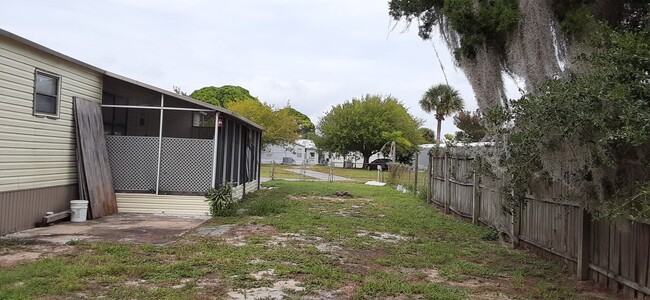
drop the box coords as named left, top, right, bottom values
left=101, top=75, right=263, bottom=196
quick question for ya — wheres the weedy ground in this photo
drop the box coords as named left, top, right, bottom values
left=0, top=181, right=607, bottom=299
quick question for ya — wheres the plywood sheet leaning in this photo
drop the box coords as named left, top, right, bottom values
left=74, top=97, right=118, bottom=218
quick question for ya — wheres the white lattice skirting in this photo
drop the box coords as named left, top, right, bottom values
left=106, top=136, right=214, bottom=193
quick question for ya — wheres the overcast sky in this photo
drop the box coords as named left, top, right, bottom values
left=1, top=0, right=485, bottom=138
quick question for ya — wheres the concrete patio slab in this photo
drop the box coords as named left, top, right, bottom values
left=1, top=213, right=209, bottom=245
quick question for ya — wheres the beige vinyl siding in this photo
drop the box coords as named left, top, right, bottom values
left=0, top=35, right=102, bottom=193
left=116, top=193, right=210, bottom=216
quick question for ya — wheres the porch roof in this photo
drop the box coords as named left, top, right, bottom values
left=104, top=72, right=264, bottom=131
left=0, top=28, right=264, bottom=131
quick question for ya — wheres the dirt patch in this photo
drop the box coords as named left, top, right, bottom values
left=398, top=268, right=518, bottom=299
left=333, top=191, right=353, bottom=198
left=356, top=230, right=413, bottom=243
left=290, top=195, right=373, bottom=203
left=421, top=268, right=505, bottom=289
left=227, top=279, right=305, bottom=300
left=250, top=269, right=276, bottom=280
left=265, top=233, right=323, bottom=247
left=339, top=248, right=392, bottom=276
left=306, top=282, right=359, bottom=299
left=315, top=242, right=342, bottom=253
left=0, top=244, right=71, bottom=267
left=208, top=224, right=277, bottom=247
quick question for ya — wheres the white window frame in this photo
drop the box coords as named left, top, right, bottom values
left=33, top=69, right=62, bottom=119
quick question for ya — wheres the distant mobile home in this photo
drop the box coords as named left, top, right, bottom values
left=261, top=139, right=318, bottom=165
left=0, top=29, right=264, bottom=235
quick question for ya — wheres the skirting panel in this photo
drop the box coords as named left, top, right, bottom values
left=116, top=193, right=210, bottom=216
left=0, top=185, right=77, bottom=235
left=233, top=185, right=244, bottom=200
left=245, top=180, right=258, bottom=195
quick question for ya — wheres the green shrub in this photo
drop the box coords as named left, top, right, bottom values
left=205, top=183, right=234, bottom=217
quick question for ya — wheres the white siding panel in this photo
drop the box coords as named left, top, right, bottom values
left=0, top=117, right=74, bottom=132
left=0, top=161, right=75, bottom=169
left=0, top=155, right=75, bottom=163
left=0, top=45, right=101, bottom=87
left=0, top=93, right=75, bottom=116
left=0, top=140, right=75, bottom=150
left=0, top=35, right=102, bottom=192
left=0, top=76, right=32, bottom=94
left=0, top=132, right=75, bottom=146
left=0, top=102, right=73, bottom=122
left=233, top=185, right=244, bottom=200
left=116, top=193, right=210, bottom=216
left=0, top=58, right=34, bottom=75
left=0, top=173, right=77, bottom=186
left=0, top=178, right=77, bottom=193
left=0, top=149, right=74, bottom=157
left=2, top=168, right=76, bottom=178
left=0, top=124, right=74, bottom=139
left=0, top=84, right=33, bottom=100
left=0, top=69, right=32, bottom=86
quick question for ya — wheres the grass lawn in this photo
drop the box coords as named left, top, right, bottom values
left=309, top=165, right=380, bottom=182
left=309, top=165, right=428, bottom=188
left=260, top=164, right=318, bottom=180
left=0, top=181, right=599, bottom=299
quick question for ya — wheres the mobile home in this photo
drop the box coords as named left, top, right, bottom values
left=0, top=29, right=263, bottom=234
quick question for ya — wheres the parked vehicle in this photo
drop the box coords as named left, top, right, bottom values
left=367, top=158, right=392, bottom=171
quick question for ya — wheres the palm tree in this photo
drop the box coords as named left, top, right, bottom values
left=419, top=84, right=465, bottom=145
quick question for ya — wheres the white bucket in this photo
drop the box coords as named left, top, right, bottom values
left=70, top=200, right=89, bottom=222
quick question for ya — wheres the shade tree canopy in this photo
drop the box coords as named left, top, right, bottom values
left=226, top=99, right=299, bottom=147
left=453, top=110, right=487, bottom=142
left=279, top=106, right=316, bottom=136
left=190, top=85, right=257, bottom=107
left=418, top=127, right=436, bottom=144
left=317, top=94, right=424, bottom=166
left=190, top=85, right=315, bottom=144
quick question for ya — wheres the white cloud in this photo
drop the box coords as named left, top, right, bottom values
left=0, top=0, right=479, bottom=137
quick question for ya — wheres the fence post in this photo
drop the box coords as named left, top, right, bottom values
left=472, top=170, right=481, bottom=225
left=329, top=164, right=333, bottom=182
left=271, top=161, right=275, bottom=180
left=413, top=154, right=419, bottom=196
left=427, top=154, right=433, bottom=203
left=444, top=150, right=451, bottom=214
left=577, top=207, right=592, bottom=280
left=511, top=205, right=522, bottom=248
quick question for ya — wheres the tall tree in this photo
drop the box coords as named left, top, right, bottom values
left=417, top=127, right=436, bottom=144
left=279, top=107, right=315, bottom=136
left=190, top=85, right=256, bottom=107
left=389, top=1, right=648, bottom=109
left=453, top=110, right=487, bottom=142
left=318, top=94, right=423, bottom=167
left=419, top=84, right=465, bottom=144
left=226, top=100, right=298, bottom=147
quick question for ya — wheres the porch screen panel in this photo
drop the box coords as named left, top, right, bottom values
left=105, top=136, right=159, bottom=192
left=245, top=129, right=253, bottom=182
left=159, top=137, right=214, bottom=193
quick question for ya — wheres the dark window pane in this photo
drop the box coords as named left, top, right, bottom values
left=35, top=73, right=58, bottom=96
left=34, top=94, right=57, bottom=114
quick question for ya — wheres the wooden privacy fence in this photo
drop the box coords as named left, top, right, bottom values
left=428, top=147, right=650, bottom=299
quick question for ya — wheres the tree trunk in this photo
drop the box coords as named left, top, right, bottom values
left=436, top=117, right=442, bottom=145
left=362, top=154, right=371, bottom=170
